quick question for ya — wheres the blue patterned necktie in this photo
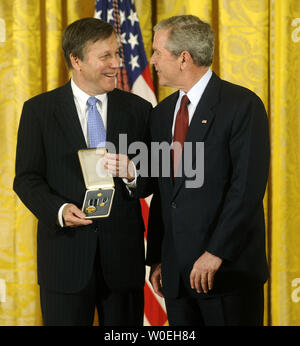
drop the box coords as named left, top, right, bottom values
left=87, top=96, right=106, bottom=148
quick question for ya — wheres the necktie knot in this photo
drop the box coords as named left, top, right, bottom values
left=87, top=96, right=98, bottom=107
left=181, top=95, right=190, bottom=108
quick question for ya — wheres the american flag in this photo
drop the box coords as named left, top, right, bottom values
left=94, top=0, right=167, bottom=326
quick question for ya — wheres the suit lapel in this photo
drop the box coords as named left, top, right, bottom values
left=172, top=72, right=221, bottom=197
left=55, top=81, right=87, bottom=151
left=160, top=92, right=179, bottom=146
left=158, top=92, right=179, bottom=192
left=56, top=86, right=123, bottom=152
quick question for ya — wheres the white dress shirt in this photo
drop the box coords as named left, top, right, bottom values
left=172, top=68, right=212, bottom=137
left=58, top=79, right=136, bottom=227
left=71, top=78, right=108, bottom=146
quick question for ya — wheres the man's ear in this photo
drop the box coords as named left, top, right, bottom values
left=179, top=51, right=192, bottom=71
left=69, top=54, right=81, bottom=71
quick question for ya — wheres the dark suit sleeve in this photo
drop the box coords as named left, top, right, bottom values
left=145, top=181, right=164, bottom=266
left=129, top=101, right=154, bottom=199
left=13, top=100, right=66, bottom=228
left=206, top=93, right=270, bottom=262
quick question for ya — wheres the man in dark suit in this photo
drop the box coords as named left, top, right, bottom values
left=146, top=15, right=270, bottom=326
left=13, top=18, right=152, bottom=326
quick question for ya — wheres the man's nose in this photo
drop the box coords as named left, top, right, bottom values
left=111, top=55, right=120, bottom=68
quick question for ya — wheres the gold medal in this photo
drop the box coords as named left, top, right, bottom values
left=99, top=197, right=108, bottom=208
left=85, top=206, right=96, bottom=214
left=97, top=192, right=102, bottom=197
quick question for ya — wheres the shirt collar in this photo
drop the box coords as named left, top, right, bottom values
left=179, top=68, right=212, bottom=106
left=71, top=78, right=107, bottom=110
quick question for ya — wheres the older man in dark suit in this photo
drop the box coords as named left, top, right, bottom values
left=146, top=15, right=270, bottom=326
left=14, top=18, right=152, bottom=326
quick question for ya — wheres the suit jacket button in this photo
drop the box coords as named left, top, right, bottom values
left=171, top=202, right=177, bottom=209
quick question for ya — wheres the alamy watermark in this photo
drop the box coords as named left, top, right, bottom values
left=95, top=134, right=204, bottom=189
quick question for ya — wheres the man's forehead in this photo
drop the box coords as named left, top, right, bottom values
left=85, top=34, right=119, bottom=51
left=154, top=29, right=170, bottom=44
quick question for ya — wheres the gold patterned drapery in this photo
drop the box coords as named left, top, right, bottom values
left=0, top=0, right=299, bottom=326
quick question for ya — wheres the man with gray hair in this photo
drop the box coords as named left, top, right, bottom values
left=146, top=15, right=269, bottom=326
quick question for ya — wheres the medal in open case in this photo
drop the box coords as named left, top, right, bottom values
left=78, top=148, right=115, bottom=219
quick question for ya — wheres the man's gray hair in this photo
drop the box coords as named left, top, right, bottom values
left=154, top=15, right=214, bottom=67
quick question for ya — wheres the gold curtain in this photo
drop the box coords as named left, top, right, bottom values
left=0, top=0, right=299, bottom=326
